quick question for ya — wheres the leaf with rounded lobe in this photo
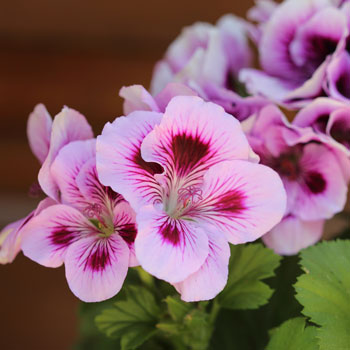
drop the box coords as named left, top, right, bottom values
left=295, top=240, right=350, bottom=350
left=266, top=317, right=319, bottom=350
left=218, top=243, right=281, bottom=309
left=95, top=285, right=161, bottom=350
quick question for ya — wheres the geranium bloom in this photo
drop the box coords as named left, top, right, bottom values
left=1, top=104, right=92, bottom=263
left=244, top=104, right=348, bottom=254
left=294, top=98, right=350, bottom=157
left=150, top=15, right=268, bottom=121
left=240, top=0, right=349, bottom=108
left=21, top=139, right=137, bottom=302
left=97, top=96, right=286, bottom=301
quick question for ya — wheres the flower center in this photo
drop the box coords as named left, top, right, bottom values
left=163, top=184, right=202, bottom=219
left=84, top=203, right=114, bottom=237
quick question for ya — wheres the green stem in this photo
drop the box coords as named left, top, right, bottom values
left=209, top=298, right=221, bottom=325
left=135, top=266, right=155, bottom=290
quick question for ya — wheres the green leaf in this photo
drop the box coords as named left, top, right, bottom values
left=96, top=285, right=161, bottom=350
left=295, top=240, right=350, bottom=350
left=218, top=243, right=281, bottom=309
left=164, top=295, right=194, bottom=322
left=266, top=317, right=319, bottom=350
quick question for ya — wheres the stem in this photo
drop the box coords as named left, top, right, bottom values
left=135, top=266, right=155, bottom=290
left=209, top=298, right=221, bottom=325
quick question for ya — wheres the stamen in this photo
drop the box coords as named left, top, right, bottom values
left=178, top=185, right=203, bottom=206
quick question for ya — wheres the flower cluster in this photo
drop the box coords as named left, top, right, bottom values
left=1, top=0, right=349, bottom=303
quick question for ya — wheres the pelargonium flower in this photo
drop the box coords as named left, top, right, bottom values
left=240, top=0, right=349, bottom=108
left=150, top=15, right=268, bottom=121
left=97, top=96, right=286, bottom=301
left=1, top=104, right=92, bottom=264
left=294, top=97, right=350, bottom=157
left=244, top=104, right=348, bottom=254
left=21, top=139, right=137, bottom=302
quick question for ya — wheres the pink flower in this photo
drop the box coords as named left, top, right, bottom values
left=21, top=139, right=137, bottom=302
left=240, top=0, right=349, bottom=108
left=244, top=104, right=348, bottom=254
left=0, top=104, right=94, bottom=264
left=97, top=96, right=286, bottom=301
left=150, top=15, right=268, bottom=121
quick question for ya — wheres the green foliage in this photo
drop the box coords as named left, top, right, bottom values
left=266, top=317, right=319, bottom=350
left=295, top=240, right=350, bottom=350
left=218, top=243, right=281, bottom=309
left=96, top=285, right=161, bottom=350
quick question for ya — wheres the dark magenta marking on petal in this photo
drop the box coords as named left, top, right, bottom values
left=330, top=120, right=350, bottom=149
left=171, top=133, right=210, bottom=176
left=85, top=240, right=112, bottom=272
left=305, top=171, right=326, bottom=194
left=119, top=223, right=137, bottom=245
left=133, top=149, right=164, bottom=175
left=314, top=114, right=330, bottom=133
left=50, top=227, right=76, bottom=248
left=214, top=189, right=246, bottom=214
left=336, top=72, right=350, bottom=99
left=159, top=220, right=182, bottom=246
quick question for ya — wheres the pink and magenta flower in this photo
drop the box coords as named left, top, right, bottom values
left=21, top=139, right=137, bottom=302
left=97, top=96, right=286, bottom=301
left=240, top=0, right=349, bottom=108
left=244, top=104, right=348, bottom=254
left=150, top=15, right=268, bottom=121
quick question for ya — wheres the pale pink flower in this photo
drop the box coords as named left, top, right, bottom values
left=97, top=96, right=286, bottom=301
left=21, top=139, right=137, bottom=302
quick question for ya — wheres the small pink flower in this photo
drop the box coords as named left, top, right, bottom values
left=97, top=96, right=286, bottom=301
left=21, top=139, right=137, bottom=302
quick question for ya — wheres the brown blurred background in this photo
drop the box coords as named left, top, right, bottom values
left=0, top=1, right=255, bottom=349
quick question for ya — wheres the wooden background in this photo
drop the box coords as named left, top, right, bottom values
left=0, top=1, right=255, bottom=349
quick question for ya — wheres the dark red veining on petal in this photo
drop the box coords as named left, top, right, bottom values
left=171, top=133, right=210, bottom=176
left=85, top=241, right=111, bottom=271
left=133, top=149, right=163, bottom=175
left=50, top=227, right=76, bottom=248
left=214, top=189, right=246, bottom=214
left=330, top=120, right=350, bottom=148
left=160, top=220, right=182, bottom=246
left=267, top=151, right=301, bottom=181
left=304, top=171, right=326, bottom=194
left=119, top=223, right=137, bottom=245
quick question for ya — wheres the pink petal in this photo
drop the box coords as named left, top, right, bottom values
left=38, top=107, right=93, bottom=200
left=113, top=201, right=138, bottom=267
left=51, top=139, right=96, bottom=210
left=174, top=229, right=230, bottom=302
left=291, top=143, right=348, bottom=220
left=119, top=85, right=160, bottom=115
left=21, top=204, right=93, bottom=267
left=262, top=215, right=324, bottom=255
left=0, top=217, right=29, bottom=264
left=197, top=160, right=286, bottom=244
left=96, top=111, right=163, bottom=211
left=141, top=96, right=251, bottom=183
left=65, top=234, right=129, bottom=302
left=27, top=104, right=52, bottom=164
left=135, top=205, right=209, bottom=283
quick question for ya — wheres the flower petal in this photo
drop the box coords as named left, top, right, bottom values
left=113, top=201, right=138, bottom=267
left=51, top=139, right=96, bottom=210
left=291, top=143, right=348, bottom=220
left=262, top=215, right=324, bottom=255
left=27, top=104, right=52, bottom=164
left=174, top=229, right=230, bottom=302
left=141, top=96, right=251, bottom=183
left=38, top=107, right=93, bottom=200
left=96, top=111, right=163, bottom=211
left=119, top=85, right=160, bottom=115
left=65, top=234, right=129, bottom=302
left=135, top=205, right=209, bottom=283
left=21, top=204, right=93, bottom=267
left=197, top=160, right=286, bottom=244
